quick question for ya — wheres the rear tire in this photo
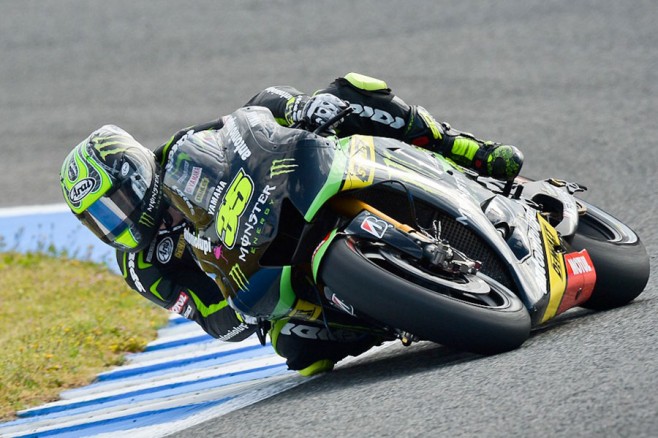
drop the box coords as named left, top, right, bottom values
left=569, top=203, right=650, bottom=310
left=319, top=237, right=531, bottom=355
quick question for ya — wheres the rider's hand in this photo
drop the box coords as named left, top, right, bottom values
left=286, top=93, right=349, bottom=131
left=303, top=93, right=349, bottom=130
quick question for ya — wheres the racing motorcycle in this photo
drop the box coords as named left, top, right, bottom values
left=168, top=106, right=650, bottom=355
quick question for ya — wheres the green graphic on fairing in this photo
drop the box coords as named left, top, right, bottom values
left=303, top=142, right=349, bottom=221
left=60, top=140, right=114, bottom=214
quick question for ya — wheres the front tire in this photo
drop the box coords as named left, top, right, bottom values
left=568, top=202, right=650, bottom=310
left=319, top=237, right=531, bottom=355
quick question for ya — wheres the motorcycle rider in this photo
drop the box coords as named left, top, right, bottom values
left=60, top=73, right=524, bottom=376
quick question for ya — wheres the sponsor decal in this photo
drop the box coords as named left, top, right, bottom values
left=176, top=161, right=190, bottom=185
left=216, top=169, right=254, bottom=248
left=156, top=236, right=174, bottom=264
left=567, top=254, right=594, bottom=274
left=524, top=209, right=548, bottom=295
left=183, top=305, right=194, bottom=319
left=184, top=227, right=212, bottom=255
left=360, top=215, right=389, bottom=239
left=557, top=251, right=597, bottom=314
left=174, top=234, right=186, bottom=259
left=169, top=291, right=190, bottom=314
left=224, top=116, right=252, bottom=161
left=345, top=136, right=376, bottom=189
left=538, top=214, right=567, bottom=323
left=288, top=299, right=322, bottom=321
left=69, top=177, right=95, bottom=203
left=228, top=264, right=249, bottom=292
left=216, top=322, right=250, bottom=341
left=245, top=110, right=262, bottom=128
left=207, top=181, right=227, bottom=216
left=145, top=238, right=157, bottom=263
left=120, top=161, right=131, bottom=177
left=213, top=245, right=228, bottom=262
left=263, top=86, right=294, bottom=100
left=184, top=166, right=202, bottom=195
left=239, top=184, right=276, bottom=262
left=139, top=212, right=156, bottom=228
left=127, top=253, right=146, bottom=294
left=144, top=177, right=160, bottom=214
left=279, top=322, right=364, bottom=342
left=331, top=293, right=356, bottom=316
left=194, top=177, right=210, bottom=203
left=349, top=104, right=405, bottom=129
left=270, top=158, right=298, bottom=178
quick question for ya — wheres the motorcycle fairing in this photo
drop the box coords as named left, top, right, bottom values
left=322, top=136, right=595, bottom=325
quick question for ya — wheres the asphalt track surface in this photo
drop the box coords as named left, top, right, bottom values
left=2, top=0, right=656, bottom=436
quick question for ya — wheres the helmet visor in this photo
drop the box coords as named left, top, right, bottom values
left=78, top=169, right=154, bottom=250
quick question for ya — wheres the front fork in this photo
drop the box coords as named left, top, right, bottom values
left=328, top=197, right=482, bottom=275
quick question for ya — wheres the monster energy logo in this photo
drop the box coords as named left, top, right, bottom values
left=228, top=264, right=249, bottom=292
left=270, top=158, right=298, bottom=178
left=92, top=135, right=131, bottom=159
left=139, top=213, right=156, bottom=227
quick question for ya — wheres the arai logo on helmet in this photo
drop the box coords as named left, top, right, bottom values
left=69, top=177, right=95, bottom=203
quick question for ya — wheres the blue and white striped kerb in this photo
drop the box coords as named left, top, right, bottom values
left=0, top=204, right=303, bottom=437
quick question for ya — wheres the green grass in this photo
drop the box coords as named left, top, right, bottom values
left=0, top=252, right=169, bottom=420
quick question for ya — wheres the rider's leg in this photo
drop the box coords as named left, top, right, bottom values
left=405, top=106, right=525, bottom=181
left=269, top=317, right=381, bottom=376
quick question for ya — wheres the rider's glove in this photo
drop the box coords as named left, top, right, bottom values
left=285, top=93, right=349, bottom=131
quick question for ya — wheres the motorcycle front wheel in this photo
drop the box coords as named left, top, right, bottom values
left=319, top=236, right=531, bottom=355
left=568, top=202, right=650, bottom=310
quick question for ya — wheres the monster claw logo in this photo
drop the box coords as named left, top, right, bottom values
left=91, top=135, right=132, bottom=159
left=270, top=158, right=298, bottom=178
left=139, top=213, right=156, bottom=228
left=228, top=264, right=249, bottom=292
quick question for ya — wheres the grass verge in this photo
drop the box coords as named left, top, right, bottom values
left=0, top=252, right=169, bottom=420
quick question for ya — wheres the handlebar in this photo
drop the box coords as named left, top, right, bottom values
left=313, top=107, right=354, bottom=135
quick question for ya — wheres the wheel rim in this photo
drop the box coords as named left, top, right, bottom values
left=353, top=240, right=517, bottom=310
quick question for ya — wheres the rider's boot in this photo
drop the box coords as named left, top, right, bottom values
left=269, top=317, right=381, bottom=376
left=406, top=106, right=524, bottom=181
left=449, top=137, right=524, bottom=181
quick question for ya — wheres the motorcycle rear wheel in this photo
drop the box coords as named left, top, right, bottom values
left=569, top=203, right=650, bottom=310
left=319, top=236, right=531, bottom=355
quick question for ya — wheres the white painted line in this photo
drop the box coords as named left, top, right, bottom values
left=0, top=203, right=70, bottom=217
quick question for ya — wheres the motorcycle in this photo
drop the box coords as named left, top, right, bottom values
left=164, top=106, right=651, bottom=355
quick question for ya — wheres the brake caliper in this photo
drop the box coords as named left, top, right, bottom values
left=421, top=241, right=482, bottom=275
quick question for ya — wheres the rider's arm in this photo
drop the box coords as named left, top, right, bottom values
left=244, top=86, right=307, bottom=126
left=316, top=73, right=447, bottom=147
left=115, top=229, right=255, bottom=342
left=245, top=76, right=444, bottom=147
left=254, top=73, right=522, bottom=180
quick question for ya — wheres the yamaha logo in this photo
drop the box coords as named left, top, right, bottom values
left=69, top=178, right=95, bottom=203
